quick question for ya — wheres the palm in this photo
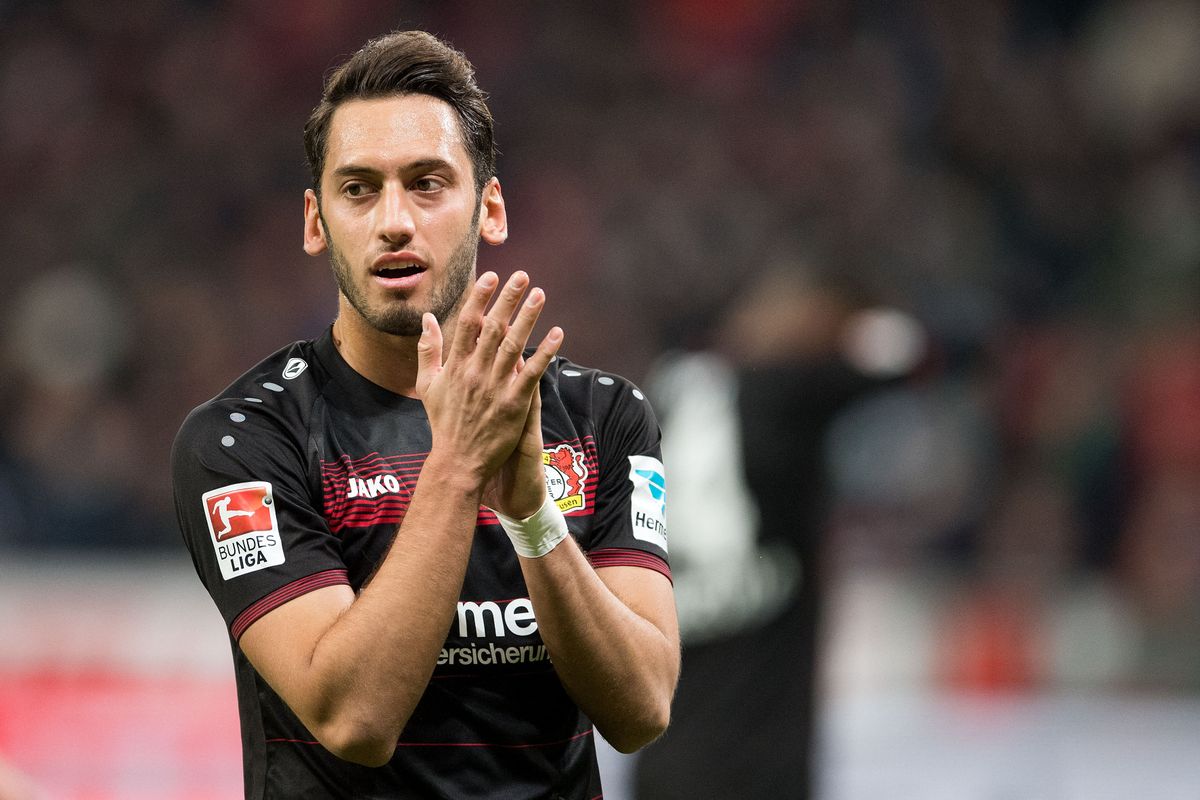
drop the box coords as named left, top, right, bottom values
left=412, top=271, right=562, bottom=519
left=481, top=389, right=547, bottom=519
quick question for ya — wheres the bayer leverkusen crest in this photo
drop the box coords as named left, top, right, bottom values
left=543, top=444, right=588, bottom=513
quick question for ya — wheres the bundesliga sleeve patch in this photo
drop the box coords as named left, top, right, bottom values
left=202, top=481, right=285, bottom=580
left=627, top=455, right=668, bottom=552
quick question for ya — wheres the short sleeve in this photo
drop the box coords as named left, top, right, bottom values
left=585, top=378, right=671, bottom=581
left=171, top=399, right=349, bottom=641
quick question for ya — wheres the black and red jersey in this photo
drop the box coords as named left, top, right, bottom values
left=171, top=327, right=670, bottom=800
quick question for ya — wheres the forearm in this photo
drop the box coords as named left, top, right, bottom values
left=518, top=538, right=679, bottom=752
left=266, top=452, right=482, bottom=763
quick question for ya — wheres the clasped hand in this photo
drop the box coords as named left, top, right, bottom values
left=415, top=271, right=563, bottom=519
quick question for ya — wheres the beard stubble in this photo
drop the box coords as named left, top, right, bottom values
left=323, top=215, right=478, bottom=337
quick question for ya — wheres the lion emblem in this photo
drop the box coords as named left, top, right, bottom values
left=543, top=444, right=588, bottom=512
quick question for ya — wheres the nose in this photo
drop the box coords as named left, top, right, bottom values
left=377, top=183, right=416, bottom=244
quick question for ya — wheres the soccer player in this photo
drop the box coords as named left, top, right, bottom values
left=171, top=30, right=679, bottom=799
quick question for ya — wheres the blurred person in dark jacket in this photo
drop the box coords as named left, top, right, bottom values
left=636, top=262, right=925, bottom=799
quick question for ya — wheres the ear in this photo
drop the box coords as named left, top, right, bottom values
left=303, top=189, right=328, bottom=255
left=478, top=177, right=508, bottom=246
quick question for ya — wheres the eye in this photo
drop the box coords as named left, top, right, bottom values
left=412, top=176, right=445, bottom=193
left=343, top=181, right=375, bottom=198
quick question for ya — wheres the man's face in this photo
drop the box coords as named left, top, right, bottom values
left=303, top=95, right=504, bottom=336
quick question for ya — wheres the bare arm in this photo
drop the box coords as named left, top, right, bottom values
left=238, top=272, right=562, bottom=766
left=519, top=550, right=680, bottom=753
left=483, top=388, right=680, bottom=753
left=237, top=461, right=481, bottom=767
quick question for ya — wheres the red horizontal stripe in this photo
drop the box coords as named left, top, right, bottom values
left=327, top=507, right=413, bottom=522
left=330, top=504, right=495, bottom=521
left=321, top=438, right=595, bottom=472
left=323, top=496, right=414, bottom=513
left=330, top=509, right=501, bottom=532
left=330, top=514, right=405, bottom=532
left=320, top=437, right=599, bottom=531
left=321, top=439, right=596, bottom=489
left=588, top=548, right=671, bottom=583
left=329, top=498, right=413, bottom=513
left=232, top=569, right=349, bottom=640
left=332, top=515, right=405, bottom=530
left=325, top=461, right=594, bottom=489
left=327, top=511, right=409, bottom=526
left=545, top=435, right=594, bottom=449
left=589, top=551, right=667, bottom=570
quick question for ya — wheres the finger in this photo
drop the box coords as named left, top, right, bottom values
left=493, top=286, right=544, bottom=379
left=487, top=271, right=530, bottom=327
left=475, top=271, right=529, bottom=368
left=414, top=312, right=443, bottom=397
left=512, top=326, right=563, bottom=396
left=448, top=272, right=499, bottom=362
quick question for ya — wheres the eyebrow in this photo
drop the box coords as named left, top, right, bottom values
left=330, top=159, right=456, bottom=179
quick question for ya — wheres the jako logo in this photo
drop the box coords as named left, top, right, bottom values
left=345, top=474, right=403, bottom=499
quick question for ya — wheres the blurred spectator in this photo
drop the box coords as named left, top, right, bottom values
left=636, top=264, right=925, bottom=799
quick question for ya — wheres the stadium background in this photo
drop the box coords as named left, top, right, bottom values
left=2, top=0, right=1199, bottom=797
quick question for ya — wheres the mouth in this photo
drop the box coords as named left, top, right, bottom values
left=373, top=263, right=425, bottom=280
left=370, top=254, right=428, bottom=290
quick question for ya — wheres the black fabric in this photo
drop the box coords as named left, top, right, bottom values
left=172, top=327, right=668, bottom=800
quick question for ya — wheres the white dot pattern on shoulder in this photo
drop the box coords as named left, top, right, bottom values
left=221, top=435, right=235, bottom=447
left=244, top=397, right=263, bottom=403
left=230, top=412, right=246, bottom=422
left=632, top=389, right=645, bottom=400
left=263, top=382, right=284, bottom=392
left=597, top=376, right=615, bottom=386
left=562, top=370, right=582, bottom=377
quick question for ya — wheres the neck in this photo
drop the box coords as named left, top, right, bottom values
left=331, top=296, right=461, bottom=398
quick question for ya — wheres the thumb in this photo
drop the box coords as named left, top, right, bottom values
left=415, top=312, right=443, bottom=397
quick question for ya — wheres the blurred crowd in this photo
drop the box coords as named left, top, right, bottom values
left=1, top=0, right=1199, bottom=696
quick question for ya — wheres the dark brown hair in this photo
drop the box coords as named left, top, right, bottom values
left=303, top=30, right=497, bottom=197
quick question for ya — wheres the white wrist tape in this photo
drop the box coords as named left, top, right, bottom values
left=494, top=495, right=569, bottom=558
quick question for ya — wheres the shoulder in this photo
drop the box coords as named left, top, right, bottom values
left=543, top=355, right=662, bottom=468
left=173, top=339, right=328, bottom=468
left=545, top=355, right=655, bottom=421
